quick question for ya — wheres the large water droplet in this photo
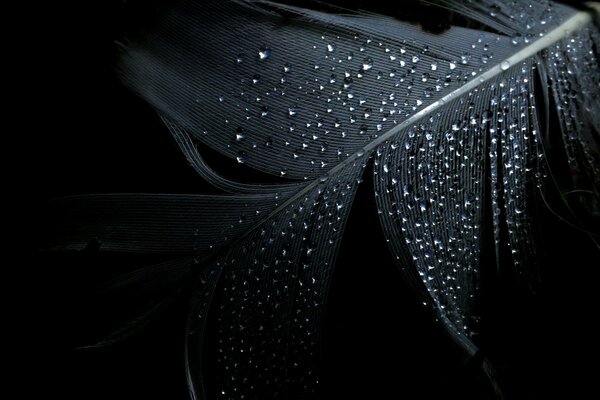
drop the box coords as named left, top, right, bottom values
left=500, top=60, right=510, bottom=71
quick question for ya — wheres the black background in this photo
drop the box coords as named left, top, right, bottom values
left=26, top=1, right=597, bottom=399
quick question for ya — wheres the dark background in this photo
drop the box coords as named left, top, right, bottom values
left=26, top=1, right=597, bottom=399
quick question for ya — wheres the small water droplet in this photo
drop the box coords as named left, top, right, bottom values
left=449, top=61, right=457, bottom=70
left=236, top=151, right=247, bottom=163
left=327, top=43, right=336, bottom=53
left=288, top=107, right=297, bottom=116
left=500, top=60, right=510, bottom=71
left=283, top=63, right=292, bottom=73
left=235, top=127, right=246, bottom=141
left=412, top=55, right=420, bottom=63
left=343, top=76, right=353, bottom=89
left=236, top=54, right=243, bottom=64
left=431, top=62, right=438, bottom=71
left=258, top=47, right=272, bottom=60
left=362, top=57, right=373, bottom=70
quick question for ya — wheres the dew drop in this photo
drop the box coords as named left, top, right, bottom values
left=258, top=47, right=272, bottom=60
left=500, top=60, right=510, bottom=71
left=235, top=127, right=247, bottom=141
left=461, top=52, right=470, bottom=64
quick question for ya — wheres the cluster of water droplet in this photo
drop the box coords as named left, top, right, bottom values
left=194, top=166, right=362, bottom=399
left=221, top=27, right=502, bottom=179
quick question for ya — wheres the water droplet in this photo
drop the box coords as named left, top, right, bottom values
left=511, top=34, right=522, bottom=46
left=261, top=106, right=269, bottom=117
left=412, top=55, right=420, bottom=63
left=235, top=127, right=247, bottom=141
left=431, top=62, right=438, bottom=71
left=362, top=57, right=373, bottom=70
left=288, top=107, right=297, bottom=116
left=258, top=47, right=272, bottom=60
left=327, top=43, right=336, bottom=53
left=236, top=151, right=247, bottom=163
left=449, top=61, right=457, bottom=70
left=500, top=60, right=510, bottom=71
left=283, top=63, right=292, bottom=73
left=343, top=76, right=353, bottom=89
left=236, top=54, right=244, bottom=64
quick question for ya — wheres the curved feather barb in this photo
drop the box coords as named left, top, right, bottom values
left=47, top=0, right=600, bottom=398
